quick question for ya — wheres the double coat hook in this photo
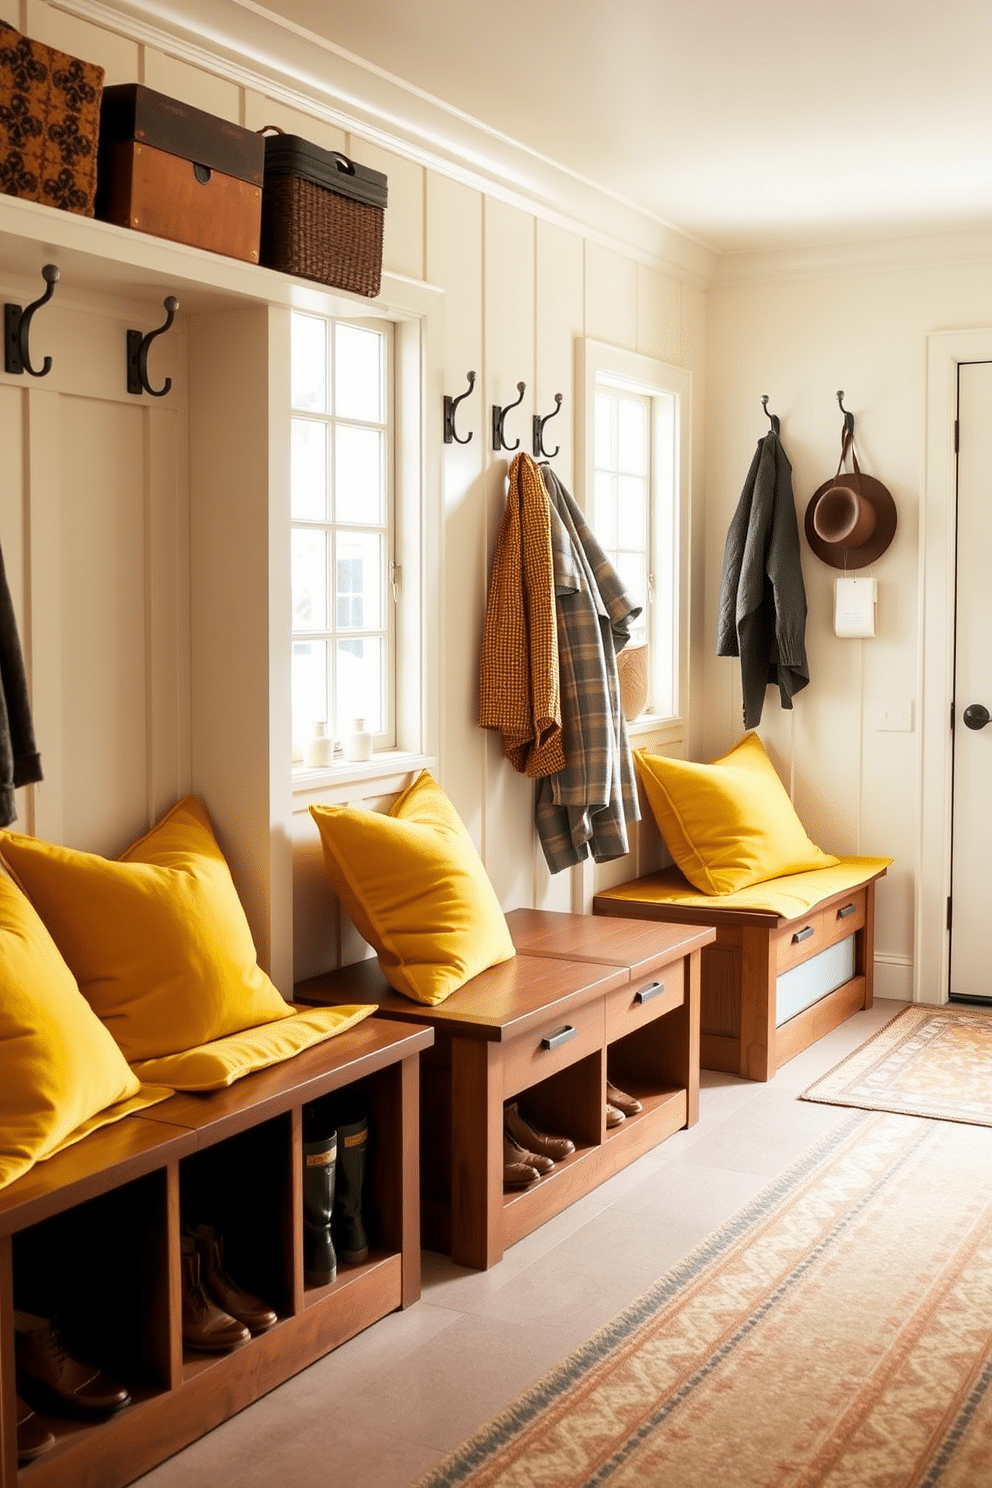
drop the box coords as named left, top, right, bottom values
left=533, top=393, right=563, bottom=459
left=4, top=263, right=60, bottom=377
left=443, top=370, right=476, bottom=444
left=127, top=296, right=179, bottom=396
left=492, top=381, right=526, bottom=452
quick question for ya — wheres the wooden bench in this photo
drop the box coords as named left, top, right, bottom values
left=594, top=857, right=889, bottom=1082
left=0, top=1018, right=432, bottom=1488
left=295, top=910, right=714, bottom=1271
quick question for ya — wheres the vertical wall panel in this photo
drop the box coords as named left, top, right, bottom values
left=426, top=173, right=486, bottom=839
left=58, top=397, right=148, bottom=852
left=351, top=139, right=425, bottom=284
left=636, top=266, right=681, bottom=366
left=585, top=242, right=636, bottom=348
left=41, top=6, right=138, bottom=81
left=143, top=50, right=241, bottom=120
left=0, top=385, right=31, bottom=833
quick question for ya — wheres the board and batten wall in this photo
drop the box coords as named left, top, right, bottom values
left=705, top=250, right=992, bottom=1002
left=0, top=0, right=705, bottom=991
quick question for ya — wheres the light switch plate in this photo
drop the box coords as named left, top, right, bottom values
left=876, top=700, right=914, bottom=732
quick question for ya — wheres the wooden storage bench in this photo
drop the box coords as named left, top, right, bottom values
left=295, top=911, right=714, bottom=1271
left=594, top=856, right=890, bottom=1083
left=0, top=1017, right=432, bottom=1488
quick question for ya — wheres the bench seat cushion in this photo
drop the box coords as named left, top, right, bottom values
left=129, top=1004, right=376, bottom=1090
left=596, top=856, right=892, bottom=920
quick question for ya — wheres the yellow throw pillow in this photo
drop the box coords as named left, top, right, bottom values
left=310, top=770, right=515, bottom=1005
left=634, top=733, right=839, bottom=895
left=0, top=873, right=169, bottom=1192
left=0, top=796, right=292, bottom=1062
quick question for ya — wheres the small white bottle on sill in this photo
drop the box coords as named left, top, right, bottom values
left=343, top=717, right=372, bottom=762
left=306, top=721, right=335, bottom=768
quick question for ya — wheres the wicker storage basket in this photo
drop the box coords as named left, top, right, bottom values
left=259, top=131, right=387, bottom=298
left=0, top=20, right=104, bottom=215
left=617, top=641, right=649, bottom=723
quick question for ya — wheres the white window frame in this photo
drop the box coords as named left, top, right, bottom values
left=289, top=280, right=441, bottom=800
left=577, top=339, right=691, bottom=746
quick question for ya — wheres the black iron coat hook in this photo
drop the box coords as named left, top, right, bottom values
left=760, top=394, right=780, bottom=435
left=127, top=296, right=179, bottom=397
left=533, top=393, right=563, bottom=459
left=836, top=389, right=855, bottom=438
left=492, top=381, right=526, bottom=452
left=4, top=263, right=60, bottom=377
left=443, top=370, right=476, bottom=444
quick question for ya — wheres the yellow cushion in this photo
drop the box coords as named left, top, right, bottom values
left=129, top=1004, right=376, bottom=1091
left=595, top=856, right=891, bottom=918
left=634, top=733, right=839, bottom=895
left=0, top=872, right=171, bottom=1192
left=310, top=770, right=516, bottom=1005
left=0, top=796, right=293, bottom=1062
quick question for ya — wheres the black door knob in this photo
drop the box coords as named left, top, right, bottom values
left=963, top=703, right=991, bottom=730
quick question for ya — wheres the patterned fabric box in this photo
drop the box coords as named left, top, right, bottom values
left=0, top=20, right=104, bottom=216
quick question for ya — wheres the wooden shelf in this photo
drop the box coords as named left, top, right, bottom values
left=0, top=1020, right=432, bottom=1488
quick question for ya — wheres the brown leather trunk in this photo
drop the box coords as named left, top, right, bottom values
left=101, top=139, right=261, bottom=262
left=96, top=83, right=264, bottom=263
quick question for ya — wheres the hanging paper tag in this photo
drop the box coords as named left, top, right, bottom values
left=834, top=576, right=876, bottom=637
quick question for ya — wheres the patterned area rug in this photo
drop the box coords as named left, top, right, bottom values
left=414, top=1111, right=992, bottom=1487
left=801, top=1005, right=992, bottom=1125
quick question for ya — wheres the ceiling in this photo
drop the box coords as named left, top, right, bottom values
left=255, top=0, right=992, bottom=255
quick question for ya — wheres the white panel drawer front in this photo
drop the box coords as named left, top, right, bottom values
left=776, top=935, right=856, bottom=1027
left=502, top=1000, right=606, bottom=1098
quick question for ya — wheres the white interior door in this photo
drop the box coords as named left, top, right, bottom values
left=950, top=359, right=992, bottom=999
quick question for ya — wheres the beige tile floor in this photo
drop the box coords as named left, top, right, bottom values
left=131, top=998, right=906, bottom=1488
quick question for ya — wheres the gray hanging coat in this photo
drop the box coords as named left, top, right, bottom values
left=716, top=430, right=808, bottom=728
left=0, top=538, right=43, bottom=826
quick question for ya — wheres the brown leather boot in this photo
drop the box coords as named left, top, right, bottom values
left=505, top=1102, right=575, bottom=1161
left=188, top=1224, right=277, bottom=1334
left=503, top=1130, right=542, bottom=1189
left=16, top=1394, right=54, bottom=1461
left=180, top=1239, right=250, bottom=1353
left=14, top=1312, right=131, bottom=1417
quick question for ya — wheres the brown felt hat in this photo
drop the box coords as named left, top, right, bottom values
left=804, top=446, right=897, bottom=569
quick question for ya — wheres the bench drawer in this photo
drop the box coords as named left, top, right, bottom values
left=502, top=999, right=606, bottom=1097
left=775, top=910, right=826, bottom=972
left=606, top=962, right=684, bottom=1044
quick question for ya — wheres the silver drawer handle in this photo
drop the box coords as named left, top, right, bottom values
left=541, top=1025, right=577, bottom=1051
left=635, top=980, right=665, bottom=1004
left=837, top=902, right=857, bottom=919
left=792, top=925, right=815, bottom=944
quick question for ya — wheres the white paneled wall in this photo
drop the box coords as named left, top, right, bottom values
left=0, top=0, right=699, bottom=993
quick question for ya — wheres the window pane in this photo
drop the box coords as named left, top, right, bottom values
left=617, top=475, right=647, bottom=548
left=292, top=638, right=328, bottom=749
left=617, top=398, right=647, bottom=474
left=595, top=393, right=616, bottom=466
left=335, top=324, right=383, bottom=422
left=336, top=637, right=383, bottom=735
left=335, top=531, right=384, bottom=631
left=291, top=528, right=328, bottom=631
left=335, top=425, right=384, bottom=524
left=593, top=471, right=617, bottom=546
left=616, top=551, right=648, bottom=616
left=290, top=419, right=328, bottom=520
left=291, top=313, right=327, bottom=412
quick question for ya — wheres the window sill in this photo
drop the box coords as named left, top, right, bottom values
left=292, top=750, right=435, bottom=804
left=626, top=714, right=685, bottom=747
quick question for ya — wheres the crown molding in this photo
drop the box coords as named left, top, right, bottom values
left=51, top=0, right=717, bottom=288
left=711, top=223, right=992, bottom=287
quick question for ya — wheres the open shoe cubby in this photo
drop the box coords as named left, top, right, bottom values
left=0, top=1018, right=432, bottom=1488
left=296, top=910, right=714, bottom=1270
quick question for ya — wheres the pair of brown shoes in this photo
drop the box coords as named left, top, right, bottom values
left=606, top=1081, right=643, bottom=1127
left=181, top=1226, right=277, bottom=1353
left=14, top=1311, right=131, bottom=1425
left=503, top=1103, right=575, bottom=1189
